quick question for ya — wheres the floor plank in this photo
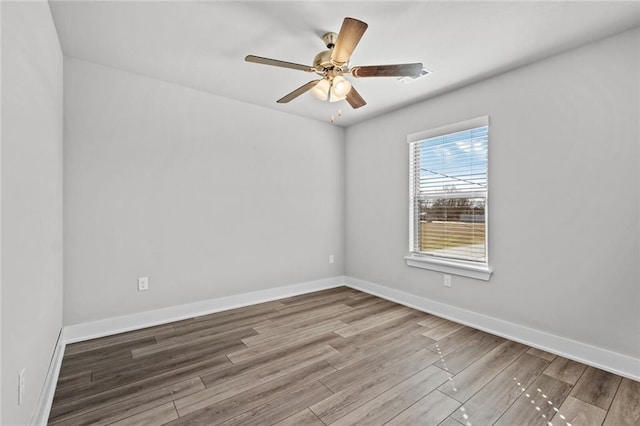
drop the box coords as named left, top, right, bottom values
left=219, top=380, right=332, bottom=426
left=309, top=349, right=435, bottom=424
left=131, top=326, right=257, bottom=359
left=200, top=343, right=338, bottom=388
left=422, top=322, right=467, bottom=341
left=242, top=316, right=347, bottom=347
left=544, top=355, right=587, bottom=384
left=494, top=373, right=572, bottom=426
left=450, top=353, right=550, bottom=425
left=275, top=290, right=355, bottom=311
left=226, top=320, right=345, bottom=364
left=335, top=299, right=398, bottom=323
left=63, top=324, right=175, bottom=356
left=438, top=340, right=528, bottom=402
left=385, top=390, right=460, bottom=426
left=320, top=340, right=439, bottom=392
left=54, top=348, right=232, bottom=404
left=424, top=326, right=487, bottom=356
left=437, top=418, right=466, bottom=426
left=172, top=299, right=284, bottom=328
left=330, top=366, right=451, bottom=426
left=163, top=307, right=276, bottom=338
left=266, top=301, right=351, bottom=324
left=570, top=365, right=622, bottom=410
left=433, top=331, right=505, bottom=375
left=49, top=377, right=204, bottom=425
left=526, top=346, right=557, bottom=362
left=328, top=328, right=430, bottom=371
left=88, top=339, right=241, bottom=384
left=155, top=315, right=270, bottom=343
left=108, top=401, right=179, bottom=426
left=176, top=349, right=337, bottom=416
left=171, top=363, right=333, bottom=425
left=59, top=337, right=156, bottom=377
left=54, top=370, right=92, bottom=391
left=252, top=304, right=351, bottom=335
left=343, top=294, right=379, bottom=307
left=334, top=306, right=413, bottom=338
left=278, top=287, right=353, bottom=307
left=272, top=408, right=325, bottom=426
left=549, top=396, right=607, bottom=426
left=327, top=314, right=425, bottom=354
left=603, top=378, right=640, bottom=426
left=417, top=315, right=451, bottom=329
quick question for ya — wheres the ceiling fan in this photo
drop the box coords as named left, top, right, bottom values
left=245, top=17, right=424, bottom=109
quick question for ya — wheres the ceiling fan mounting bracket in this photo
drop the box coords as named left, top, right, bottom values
left=321, top=32, right=338, bottom=49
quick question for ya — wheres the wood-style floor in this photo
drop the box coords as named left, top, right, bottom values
left=48, top=287, right=639, bottom=426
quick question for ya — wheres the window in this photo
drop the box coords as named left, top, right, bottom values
left=406, top=116, right=491, bottom=280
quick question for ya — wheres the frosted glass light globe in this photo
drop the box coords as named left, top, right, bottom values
left=332, top=76, right=352, bottom=98
left=311, top=79, right=331, bottom=101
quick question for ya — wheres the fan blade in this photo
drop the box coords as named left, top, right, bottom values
left=351, top=63, right=423, bottom=78
left=245, top=55, right=315, bottom=72
left=277, top=80, right=321, bottom=103
left=331, top=18, right=368, bottom=65
left=346, top=86, right=366, bottom=109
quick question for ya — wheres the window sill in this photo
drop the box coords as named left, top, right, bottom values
left=405, top=254, right=492, bottom=281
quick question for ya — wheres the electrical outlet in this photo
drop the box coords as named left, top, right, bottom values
left=329, top=255, right=335, bottom=264
left=444, top=275, right=452, bottom=288
left=18, top=368, right=25, bottom=405
left=138, top=277, right=149, bottom=291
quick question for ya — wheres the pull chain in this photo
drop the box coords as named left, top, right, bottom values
left=329, top=108, right=343, bottom=124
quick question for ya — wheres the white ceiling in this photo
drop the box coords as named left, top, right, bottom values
left=49, top=1, right=640, bottom=127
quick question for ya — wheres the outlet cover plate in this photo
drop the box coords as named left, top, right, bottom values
left=138, top=277, right=149, bottom=291
left=444, top=275, right=452, bottom=287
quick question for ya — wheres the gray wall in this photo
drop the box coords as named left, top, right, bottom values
left=1, top=2, right=64, bottom=424
left=64, top=58, right=345, bottom=325
left=345, top=28, right=639, bottom=359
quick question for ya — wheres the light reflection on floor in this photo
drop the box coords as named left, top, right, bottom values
left=434, top=344, right=576, bottom=426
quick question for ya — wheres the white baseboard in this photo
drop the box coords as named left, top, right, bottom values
left=31, top=330, right=66, bottom=426
left=62, top=275, right=346, bottom=344
left=344, top=276, right=640, bottom=381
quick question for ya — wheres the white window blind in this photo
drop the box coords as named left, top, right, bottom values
left=408, top=117, right=489, bottom=264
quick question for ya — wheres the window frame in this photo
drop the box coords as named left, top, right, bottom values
left=405, top=116, right=492, bottom=281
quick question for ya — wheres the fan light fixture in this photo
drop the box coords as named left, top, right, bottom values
left=331, top=76, right=352, bottom=99
left=311, top=79, right=331, bottom=101
left=311, top=76, right=352, bottom=102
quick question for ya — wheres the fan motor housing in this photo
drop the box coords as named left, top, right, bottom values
left=313, top=50, right=333, bottom=70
